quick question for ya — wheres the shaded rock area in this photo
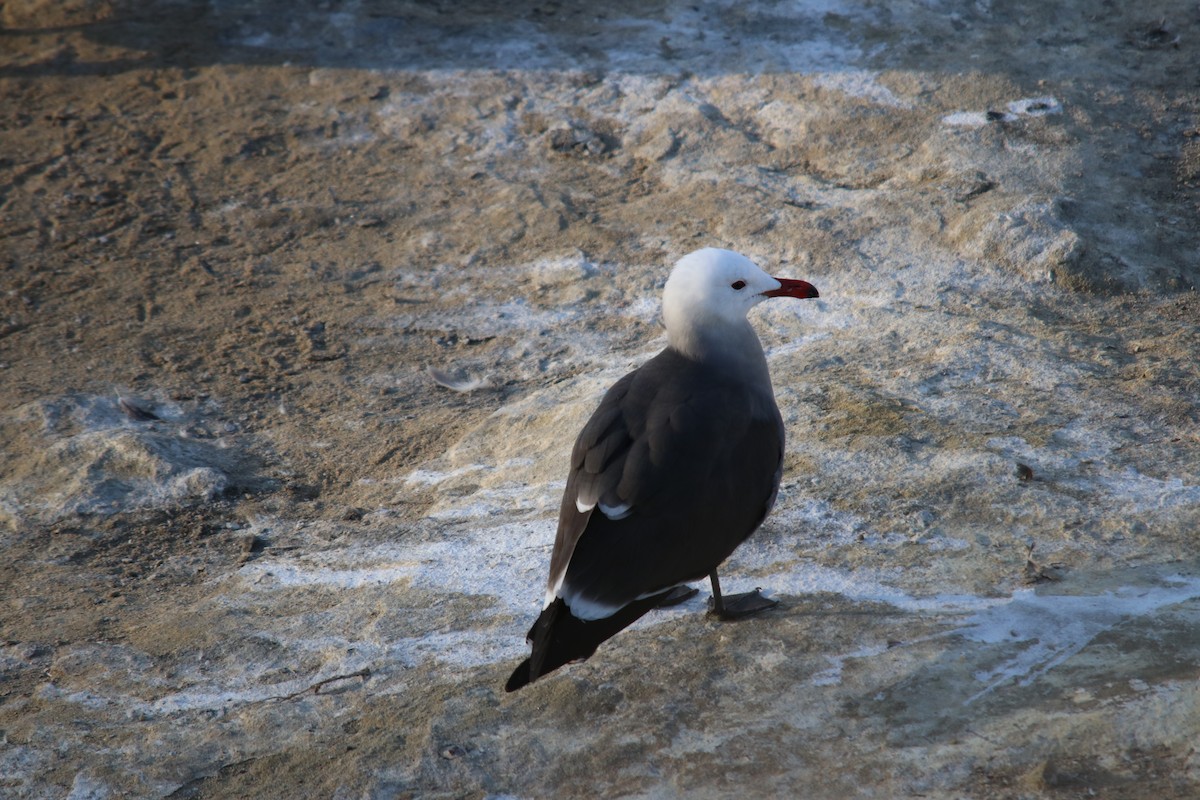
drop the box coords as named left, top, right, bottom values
left=0, top=393, right=271, bottom=528
left=1, top=1, right=1199, bottom=798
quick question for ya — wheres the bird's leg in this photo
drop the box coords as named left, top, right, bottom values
left=707, top=570, right=778, bottom=620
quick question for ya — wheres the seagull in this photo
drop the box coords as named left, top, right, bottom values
left=505, top=247, right=819, bottom=692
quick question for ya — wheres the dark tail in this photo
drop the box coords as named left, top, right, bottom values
left=505, top=593, right=670, bottom=692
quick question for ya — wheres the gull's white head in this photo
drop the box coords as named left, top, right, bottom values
left=662, top=248, right=818, bottom=338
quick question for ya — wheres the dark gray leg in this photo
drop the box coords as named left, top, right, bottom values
left=707, top=570, right=778, bottom=620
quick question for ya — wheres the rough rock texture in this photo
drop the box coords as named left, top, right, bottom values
left=2, top=1, right=1199, bottom=798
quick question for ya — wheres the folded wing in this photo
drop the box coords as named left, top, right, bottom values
left=548, top=348, right=785, bottom=619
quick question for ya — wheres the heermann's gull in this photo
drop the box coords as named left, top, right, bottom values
left=505, top=248, right=819, bottom=692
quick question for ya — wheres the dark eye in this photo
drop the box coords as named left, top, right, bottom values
left=731, top=280, right=746, bottom=290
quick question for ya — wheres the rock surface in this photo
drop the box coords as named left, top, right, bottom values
left=1, top=1, right=1199, bottom=798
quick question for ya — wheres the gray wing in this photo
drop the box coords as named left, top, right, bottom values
left=544, top=349, right=784, bottom=618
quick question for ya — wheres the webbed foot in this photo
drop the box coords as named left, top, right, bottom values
left=658, top=585, right=700, bottom=607
left=705, top=570, right=778, bottom=620
left=707, top=588, right=778, bottom=620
